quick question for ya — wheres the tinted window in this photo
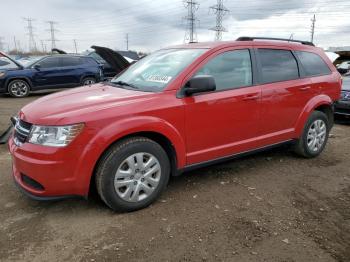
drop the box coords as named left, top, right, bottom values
left=258, top=49, right=299, bottom=84
left=296, top=51, right=331, bottom=76
left=61, top=57, right=82, bottom=67
left=83, top=57, right=98, bottom=66
left=37, top=57, right=60, bottom=68
left=195, top=49, right=252, bottom=91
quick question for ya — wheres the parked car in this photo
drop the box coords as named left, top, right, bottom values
left=0, top=52, right=102, bottom=97
left=8, top=37, right=341, bottom=212
left=85, top=46, right=132, bottom=78
left=336, top=61, right=350, bottom=75
left=334, top=74, right=350, bottom=118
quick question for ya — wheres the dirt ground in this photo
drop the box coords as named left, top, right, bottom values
left=0, top=92, right=349, bottom=262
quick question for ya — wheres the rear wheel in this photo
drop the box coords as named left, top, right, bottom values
left=95, top=137, right=170, bottom=212
left=293, top=111, right=329, bottom=158
left=8, top=79, right=30, bottom=98
left=81, top=77, right=96, bottom=86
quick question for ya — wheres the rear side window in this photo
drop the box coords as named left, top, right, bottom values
left=37, top=57, right=60, bottom=68
left=61, top=57, right=82, bottom=67
left=83, top=57, right=99, bottom=66
left=195, top=49, right=252, bottom=91
left=258, top=49, right=299, bottom=84
left=295, top=51, right=331, bottom=76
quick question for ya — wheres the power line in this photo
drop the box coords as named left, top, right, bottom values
left=311, top=14, right=316, bottom=43
left=209, top=0, right=229, bottom=41
left=46, top=21, right=59, bottom=50
left=23, top=17, right=37, bottom=52
left=183, top=0, right=199, bottom=43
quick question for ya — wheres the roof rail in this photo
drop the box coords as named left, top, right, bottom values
left=236, top=36, right=315, bottom=46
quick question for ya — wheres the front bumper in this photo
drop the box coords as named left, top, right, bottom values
left=8, top=136, right=89, bottom=200
left=334, top=100, right=350, bottom=116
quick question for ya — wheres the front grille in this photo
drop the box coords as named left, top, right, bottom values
left=14, top=119, right=32, bottom=144
left=21, top=174, right=45, bottom=191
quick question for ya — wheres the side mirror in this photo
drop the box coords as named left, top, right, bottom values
left=183, top=75, right=216, bottom=96
left=33, top=64, right=41, bottom=70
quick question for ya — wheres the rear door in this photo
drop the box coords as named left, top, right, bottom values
left=60, top=56, right=84, bottom=85
left=256, top=48, right=316, bottom=144
left=183, top=48, right=262, bottom=164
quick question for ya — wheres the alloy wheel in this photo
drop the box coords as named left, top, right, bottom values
left=114, top=152, right=161, bottom=202
left=9, top=80, right=29, bottom=97
left=306, top=119, right=327, bottom=152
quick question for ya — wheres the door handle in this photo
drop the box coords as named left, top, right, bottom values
left=299, top=86, right=311, bottom=91
left=243, top=94, right=259, bottom=101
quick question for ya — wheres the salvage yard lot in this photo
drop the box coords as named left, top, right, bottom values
left=0, top=92, right=349, bottom=262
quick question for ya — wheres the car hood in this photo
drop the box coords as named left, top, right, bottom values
left=20, top=83, right=155, bottom=125
left=91, top=46, right=130, bottom=74
left=0, top=51, right=24, bottom=69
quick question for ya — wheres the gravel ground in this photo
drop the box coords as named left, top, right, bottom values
left=0, top=92, right=349, bottom=262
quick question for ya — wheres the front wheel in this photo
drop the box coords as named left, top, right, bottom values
left=95, top=137, right=170, bottom=212
left=8, top=79, right=30, bottom=98
left=293, top=111, right=329, bottom=158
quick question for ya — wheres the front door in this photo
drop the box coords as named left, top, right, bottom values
left=32, top=56, right=63, bottom=87
left=183, top=49, right=262, bottom=165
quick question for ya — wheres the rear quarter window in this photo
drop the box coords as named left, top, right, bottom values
left=258, top=49, right=299, bottom=84
left=295, top=51, right=331, bottom=77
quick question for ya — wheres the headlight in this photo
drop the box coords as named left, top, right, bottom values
left=28, top=123, right=84, bottom=147
left=341, top=91, right=350, bottom=101
left=0, top=71, right=5, bottom=78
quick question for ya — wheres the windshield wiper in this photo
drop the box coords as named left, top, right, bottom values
left=113, top=80, right=139, bottom=89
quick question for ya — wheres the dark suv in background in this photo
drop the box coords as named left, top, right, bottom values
left=0, top=53, right=102, bottom=97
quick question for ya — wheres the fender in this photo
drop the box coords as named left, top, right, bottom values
left=75, top=116, right=186, bottom=195
left=294, top=94, right=332, bottom=137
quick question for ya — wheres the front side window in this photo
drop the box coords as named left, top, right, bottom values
left=37, top=57, right=61, bottom=68
left=296, top=51, right=331, bottom=76
left=111, top=48, right=206, bottom=92
left=0, top=57, right=20, bottom=70
left=194, top=49, right=252, bottom=91
left=258, top=49, right=299, bottom=84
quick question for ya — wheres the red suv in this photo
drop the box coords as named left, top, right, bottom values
left=8, top=37, right=341, bottom=212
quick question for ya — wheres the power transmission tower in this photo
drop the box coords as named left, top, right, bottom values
left=40, top=40, right=46, bottom=53
left=183, top=0, right=199, bottom=43
left=0, top=37, right=5, bottom=51
left=13, top=36, right=18, bottom=53
left=209, top=0, right=229, bottom=41
left=23, top=17, right=37, bottom=52
left=46, top=21, right=59, bottom=50
left=73, top=39, right=78, bottom=53
left=125, top=33, right=129, bottom=50
left=310, top=14, right=316, bottom=43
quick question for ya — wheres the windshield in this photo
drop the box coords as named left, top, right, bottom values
left=0, top=57, right=20, bottom=70
left=111, top=48, right=206, bottom=91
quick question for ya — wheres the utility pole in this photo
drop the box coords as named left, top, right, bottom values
left=289, top=33, right=294, bottom=40
left=46, top=21, right=59, bottom=51
left=125, top=33, right=129, bottom=50
left=0, top=37, right=5, bottom=51
left=183, top=0, right=199, bottom=43
left=13, top=36, right=18, bottom=53
left=209, top=0, right=229, bottom=41
left=310, top=14, right=316, bottom=43
left=73, top=39, right=78, bottom=53
left=40, top=40, right=46, bottom=53
left=23, top=17, right=37, bottom=52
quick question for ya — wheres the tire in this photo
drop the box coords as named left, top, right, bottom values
left=81, top=77, right=96, bottom=86
left=293, top=111, right=329, bottom=158
left=8, top=79, right=30, bottom=98
left=95, top=137, right=170, bottom=212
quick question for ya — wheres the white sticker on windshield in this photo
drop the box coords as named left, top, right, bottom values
left=146, top=75, right=172, bottom=83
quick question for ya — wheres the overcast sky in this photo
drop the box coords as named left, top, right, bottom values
left=1, top=0, right=350, bottom=53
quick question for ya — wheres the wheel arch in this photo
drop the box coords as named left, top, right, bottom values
left=294, top=95, right=333, bottom=137
left=6, top=77, right=33, bottom=91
